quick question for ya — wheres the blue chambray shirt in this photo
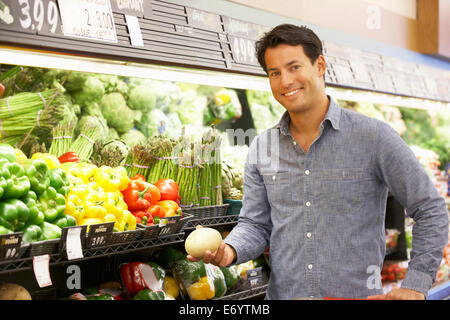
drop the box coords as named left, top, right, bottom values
left=223, top=96, right=449, bottom=299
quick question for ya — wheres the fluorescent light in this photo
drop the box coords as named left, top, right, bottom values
left=0, top=46, right=270, bottom=91
left=326, top=86, right=450, bottom=112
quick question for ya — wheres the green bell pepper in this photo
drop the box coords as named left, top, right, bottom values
left=20, top=190, right=43, bottom=225
left=86, top=294, right=115, bottom=300
left=47, top=168, right=70, bottom=197
left=132, top=289, right=166, bottom=300
left=157, top=246, right=184, bottom=269
left=173, top=257, right=206, bottom=284
left=0, top=177, right=8, bottom=199
left=20, top=224, right=42, bottom=243
left=221, top=265, right=240, bottom=291
left=0, top=160, right=30, bottom=199
left=0, top=198, right=30, bottom=231
left=53, top=214, right=77, bottom=229
left=40, top=221, right=62, bottom=240
left=39, top=187, right=66, bottom=222
left=0, top=225, right=13, bottom=235
left=0, top=143, right=16, bottom=163
left=210, top=266, right=227, bottom=298
left=20, top=159, right=50, bottom=195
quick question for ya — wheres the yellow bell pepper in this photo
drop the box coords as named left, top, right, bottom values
left=164, top=276, right=179, bottom=299
left=31, top=152, right=60, bottom=169
left=73, top=162, right=97, bottom=183
left=15, top=148, right=27, bottom=161
left=114, top=166, right=129, bottom=191
left=93, top=165, right=128, bottom=192
left=187, top=276, right=215, bottom=300
left=104, top=192, right=127, bottom=222
left=65, top=194, right=85, bottom=223
left=80, top=218, right=104, bottom=232
left=123, top=210, right=136, bottom=231
left=103, top=213, right=117, bottom=224
left=68, top=179, right=89, bottom=200
left=83, top=192, right=107, bottom=219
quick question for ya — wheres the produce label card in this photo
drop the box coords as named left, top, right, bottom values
left=33, top=254, right=52, bottom=288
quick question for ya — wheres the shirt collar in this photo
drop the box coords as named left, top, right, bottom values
left=275, top=95, right=341, bottom=136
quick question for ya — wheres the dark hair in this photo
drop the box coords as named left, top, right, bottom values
left=256, top=24, right=323, bottom=73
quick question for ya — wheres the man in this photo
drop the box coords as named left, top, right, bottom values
left=188, top=24, right=449, bottom=300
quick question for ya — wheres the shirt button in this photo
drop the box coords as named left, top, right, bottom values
left=306, top=201, right=311, bottom=207
left=308, top=264, right=313, bottom=270
left=305, top=170, right=310, bottom=175
left=272, top=175, right=276, bottom=181
left=293, top=141, right=297, bottom=146
left=306, top=232, right=312, bottom=238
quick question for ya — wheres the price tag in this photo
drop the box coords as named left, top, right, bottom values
left=57, top=0, right=117, bottom=43
left=0, top=232, right=22, bottom=260
left=125, top=14, right=143, bottom=47
left=87, top=222, right=114, bottom=248
left=138, top=263, right=162, bottom=292
left=66, top=227, right=84, bottom=260
left=247, top=267, right=262, bottom=288
left=229, top=35, right=257, bottom=65
left=0, top=0, right=61, bottom=35
left=33, top=254, right=52, bottom=288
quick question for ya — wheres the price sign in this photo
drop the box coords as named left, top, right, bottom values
left=0, top=232, right=22, bottom=260
left=60, top=225, right=87, bottom=260
left=87, top=222, right=114, bottom=248
left=229, top=35, right=257, bottom=65
left=186, top=7, right=222, bottom=32
left=33, top=254, right=52, bottom=287
left=247, top=267, right=262, bottom=288
left=57, top=0, right=117, bottom=43
left=0, top=0, right=61, bottom=35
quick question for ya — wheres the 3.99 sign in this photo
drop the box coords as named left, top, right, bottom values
left=0, top=0, right=60, bottom=34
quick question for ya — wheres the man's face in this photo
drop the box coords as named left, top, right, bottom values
left=264, top=44, right=326, bottom=114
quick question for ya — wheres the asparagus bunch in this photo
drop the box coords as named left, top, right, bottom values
left=48, top=120, right=76, bottom=157
left=146, top=137, right=178, bottom=183
left=124, top=143, right=154, bottom=178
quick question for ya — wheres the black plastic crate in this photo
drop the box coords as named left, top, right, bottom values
left=182, top=204, right=230, bottom=218
left=29, top=239, right=61, bottom=257
left=109, top=229, right=143, bottom=244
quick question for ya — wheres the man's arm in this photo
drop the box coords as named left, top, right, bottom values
left=374, top=121, right=449, bottom=298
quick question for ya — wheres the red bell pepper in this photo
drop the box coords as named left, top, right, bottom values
left=0, top=83, right=5, bottom=99
left=132, top=210, right=154, bottom=225
left=121, top=180, right=153, bottom=211
left=58, top=151, right=80, bottom=163
left=154, top=179, right=181, bottom=204
left=120, top=262, right=147, bottom=297
left=147, top=204, right=164, bottom=219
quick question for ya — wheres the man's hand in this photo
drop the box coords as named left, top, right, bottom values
left=186, top=225, right=236, bottom=267
left=367, top=288, right=425, bottom=300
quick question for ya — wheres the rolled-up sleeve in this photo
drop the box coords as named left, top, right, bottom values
left=223, top=136, right=273, bottom=264
left=374, top=121, right=449, bottom=296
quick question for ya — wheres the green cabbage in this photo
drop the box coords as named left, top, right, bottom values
left=100, top=92, right=135, bottom=134
left=127, top=84, right=156, bottom=112
left=121, top=128, right=147, bottom=147
left=71, top=76, right=105, bottom=107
